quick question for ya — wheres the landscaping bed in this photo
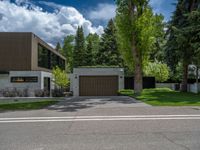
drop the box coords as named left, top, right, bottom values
left=119, top=88, right=200, bottom=106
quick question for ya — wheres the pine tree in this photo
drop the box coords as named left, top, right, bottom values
left=97, top=19, right=122, bottom=66
left=85, top=38, right=93, bottom=66
left=86, top=33, right=100, bottom=65
left=73, top=26, right=85, bottom=68
left=55, top=42, right=62, bottom=52
left=165, top=0, right=200, bottom=91
left=62, top=35, right=75, bottom=72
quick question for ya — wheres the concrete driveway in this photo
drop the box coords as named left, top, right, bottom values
left=47, top=96, right=150, bottom=112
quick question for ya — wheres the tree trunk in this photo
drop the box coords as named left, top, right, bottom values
left=196, top=66, right=199, bottom=84
left=196, top=66, right=199, bottom=93
left=132, top=38, right=143, bottom=95
left=128, top=0, right=143, bottom=95
left=134, top=55, right=143, bottom=95
left=181, top=62, right=188, bottom=92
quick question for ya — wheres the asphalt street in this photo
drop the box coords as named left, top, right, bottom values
left=0, top=96, right=200, bottom=150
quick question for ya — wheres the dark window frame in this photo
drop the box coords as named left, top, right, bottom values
left=38, top=44, right=65, bottom=70
left=11, top=77, right=38, bottom=83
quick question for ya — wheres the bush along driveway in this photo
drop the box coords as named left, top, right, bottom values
left=0, top=98, right=59, bottom=111
left=119, top=88, right=200, bottom=106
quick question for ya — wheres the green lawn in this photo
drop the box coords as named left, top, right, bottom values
left=119, top=88, right=200, bottom=106
left=0, top=99, right=59, bottom=110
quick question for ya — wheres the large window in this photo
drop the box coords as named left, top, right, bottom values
left=38, top=44, right=65, bottom=70
left=51, top=52, right=58, bottom=69
left=58, top=58, right=65, bottom=70
left=11, top=77, right=38, bottom=83
left=38, top=44, right=50, bottom=69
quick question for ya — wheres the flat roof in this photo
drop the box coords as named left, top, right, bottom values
left=0, top=32, right=66, bottom=60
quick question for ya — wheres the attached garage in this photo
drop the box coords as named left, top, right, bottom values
left=79, top=76, right=118, bottom=96
left=71, top=68, right=124, bottom=96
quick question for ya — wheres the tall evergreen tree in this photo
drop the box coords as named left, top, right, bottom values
left=85, top=37, right=93, bottom=65
left=62, top=35, right=75, bottom=72
left=86, top=33, right=100, bottom=65
left=55, top=42, right=62, bottom=52
left=165, top=0, right=200, bottom=91
left=73, top=26, right=85, bottom=68
left=97, top=19, right=123, bottom=66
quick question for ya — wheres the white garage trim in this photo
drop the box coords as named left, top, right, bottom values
left=71, top=68, right=124, bottom=96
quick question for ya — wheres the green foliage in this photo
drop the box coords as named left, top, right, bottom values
left=115, top=1, right=162, bottom=69
left=186, top=10, right=200, bottom=66
left=62, top=35, right=75, bottom=72
left=52, top=66, right=69, bottom=88
left=79, top=65, right=120, bottom=68
left=119, top=88, right=200, bottom=106
left=85, top=38, right=93, bottom=65
left=86, top=33, right=100, bottom=65
left=115, top=0, right=163, bottom=94
left=149, top=14, right=166, bottom=62
left=118, top=89, right=134, bottom=96
left=73, top=26, right=85, bottom=67
left=143, top=61, right=170, bottom=82
left=55, top=42, right=62, bottom=52
left=97, top=19, right=123, bottom=66
left=165, top=0, right=200, bottom=89
left=0, top=101, right=58, bottom=110
left=115, top=0, right=134, bottom=71
left=169, top=62, right=183, bottom=82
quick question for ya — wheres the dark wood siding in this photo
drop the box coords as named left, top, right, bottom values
left=79, top=76, right=118, bottom=96
left=0, top=32, right=65, bottom=72
left=0, top=32, right=32, bottom=71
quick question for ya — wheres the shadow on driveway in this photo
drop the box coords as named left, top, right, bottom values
left=47, top=96, right=149, bottom=112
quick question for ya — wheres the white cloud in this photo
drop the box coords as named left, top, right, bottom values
left=0, top=1, right=104, bottom=46
left=88, top=3, right=116, bottom=21
left=38, top=1, right=63, bottom=10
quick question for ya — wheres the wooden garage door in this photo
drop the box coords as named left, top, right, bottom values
left=79, top=76, right=118, bottom=96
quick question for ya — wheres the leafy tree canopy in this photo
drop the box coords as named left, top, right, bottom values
left=62, top=35, right=75, bottom=72
left=144, top=61, right=170, bottom=82
left=115, top=0, right=164, bottom=94
left=52, top=66, right=69, bottom=88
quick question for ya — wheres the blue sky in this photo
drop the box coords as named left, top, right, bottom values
left=33, top=0, right=177, bottom=22
left=0, top=0, right=177, bottom=45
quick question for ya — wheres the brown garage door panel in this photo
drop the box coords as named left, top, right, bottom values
left=79, top=76, right=118, bottom=96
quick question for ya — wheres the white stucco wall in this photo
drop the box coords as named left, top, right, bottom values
left=188, top=83, right=200, bottom=93
left=72, top=68, right=124, bottom=96
left=69, top=74, right=73, bottom=92
left=0, top=71, right=53, bottom=97
left=0, top=74, right=10, bottom=88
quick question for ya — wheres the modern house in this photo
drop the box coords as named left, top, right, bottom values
left=71, top=68, right=124, bottom=96
left=0, top=32, right=66, bottom=96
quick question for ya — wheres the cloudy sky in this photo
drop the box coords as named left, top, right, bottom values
left=0, top=0, right=177, bottom=46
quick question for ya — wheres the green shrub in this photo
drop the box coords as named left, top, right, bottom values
left=118, top=89, right=134, bottom=96
left=144, top=61, right=170, bottom=82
